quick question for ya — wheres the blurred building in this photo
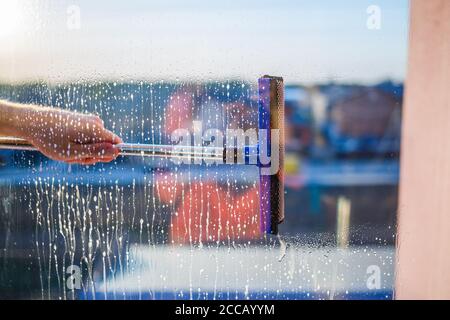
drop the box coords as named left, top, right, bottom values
left=326, top=87, right=402, bottom=156
left=284, top=85, right=313, bottom=154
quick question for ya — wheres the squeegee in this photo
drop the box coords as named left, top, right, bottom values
left=0, top=75, right=285, bottom=234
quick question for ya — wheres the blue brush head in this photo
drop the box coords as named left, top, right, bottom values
left=258, top=75, right=285, bottom=235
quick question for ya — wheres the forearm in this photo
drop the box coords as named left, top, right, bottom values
left=0, top=100, right=57, bottom=139
left=0, top=100, right=20, bottom=137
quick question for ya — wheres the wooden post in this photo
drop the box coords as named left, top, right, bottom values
left=396, top=0, right=450, bottom=299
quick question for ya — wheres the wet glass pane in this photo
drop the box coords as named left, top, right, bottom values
left=0, top=0, right=408, bottom=300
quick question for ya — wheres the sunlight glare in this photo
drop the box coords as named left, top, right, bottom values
left=0, top=1, right=22, bottom=37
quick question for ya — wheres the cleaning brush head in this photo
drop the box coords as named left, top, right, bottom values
left=258, top=75, right=285, bottom=235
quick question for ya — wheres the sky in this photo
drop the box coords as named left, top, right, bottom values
left=0, top=0, right=409, bottom=84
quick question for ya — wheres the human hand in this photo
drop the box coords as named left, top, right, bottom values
left=15, top=106, right=122, bottom=165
